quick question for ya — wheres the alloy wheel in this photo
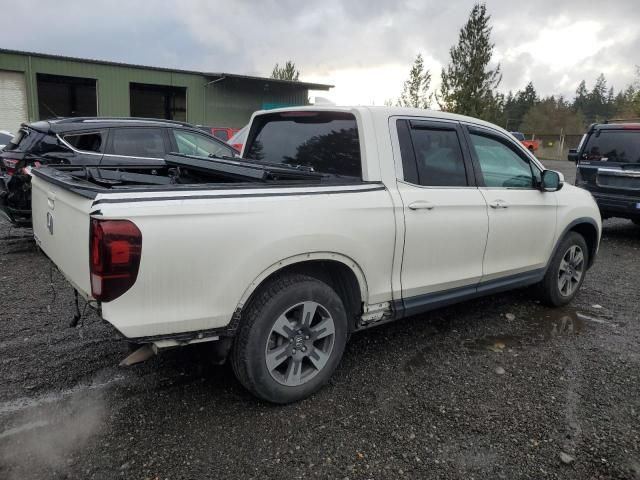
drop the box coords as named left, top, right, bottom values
left=558, top=245, right=585, bottom=297
left=264, top=301, right=336, bottom=387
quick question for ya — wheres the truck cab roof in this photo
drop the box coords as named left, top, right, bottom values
left=251, top=105, right=512, bottom=134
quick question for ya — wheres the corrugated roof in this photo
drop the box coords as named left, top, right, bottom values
left=0, top=48, right=333, bottom=90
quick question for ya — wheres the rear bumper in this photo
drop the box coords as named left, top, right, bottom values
left=591, top=191, right=640, bottom=219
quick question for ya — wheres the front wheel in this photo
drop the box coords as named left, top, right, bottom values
left=231, top=274, right=348, bottom=404
left=537, top=232, right=589, bottom=307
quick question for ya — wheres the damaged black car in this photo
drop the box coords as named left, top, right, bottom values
left=0, top=117, right=239, bottom=226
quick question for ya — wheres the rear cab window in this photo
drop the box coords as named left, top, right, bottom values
left=245, top=111, right=362, bottom=179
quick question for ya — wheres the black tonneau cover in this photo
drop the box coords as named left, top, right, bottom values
left=165, top=153, right=324, bottom=181
left=31, top=153, right=356, bottom=200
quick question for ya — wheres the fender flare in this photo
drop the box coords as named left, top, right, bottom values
left=546, top=217, right=600, bottom=271
left=234, top=252, right=369, bottom=313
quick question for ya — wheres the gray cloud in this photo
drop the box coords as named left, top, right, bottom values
left=0, top=0, right=638, bottom=101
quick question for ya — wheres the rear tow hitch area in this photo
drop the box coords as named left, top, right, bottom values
left=118, top=335, right=232, bottom=367
left=120, top=344, right=157, bottom=366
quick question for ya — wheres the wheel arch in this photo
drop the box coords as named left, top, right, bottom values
left=569, top=221, right=599, bottom=269
left=235, top=253, right=368, bottom=331
left=551, top=217, right=600, bottom=270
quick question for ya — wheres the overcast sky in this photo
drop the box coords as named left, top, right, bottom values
left=2, top=0, right=639, bottom=106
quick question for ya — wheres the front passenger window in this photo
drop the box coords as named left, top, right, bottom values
left=469, top=133, right=534, bottom=188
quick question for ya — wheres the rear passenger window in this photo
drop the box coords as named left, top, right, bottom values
left=398, top=120, right=468, bottom=187
left=110, top=128, right=166, bottom=158
left=63, top=131, right=104, bottom=152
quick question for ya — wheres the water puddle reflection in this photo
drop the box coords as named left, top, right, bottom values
left=463, top=307, right=611, bottom=353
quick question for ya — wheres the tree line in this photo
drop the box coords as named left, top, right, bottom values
left=393, top=3, right=640, bottom=135
left=270, top=3, right=640, bottom=135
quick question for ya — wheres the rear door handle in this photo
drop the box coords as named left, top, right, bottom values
left=489, top=200, right=508, bottom=209
left=408, top=201, right=435, bottom=210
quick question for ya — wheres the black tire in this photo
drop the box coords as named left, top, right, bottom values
left=537, top=232, right=589, bottom=307
left=230, top=274, right=348, bottom=404
left=631, top=219, right=640, bottom=226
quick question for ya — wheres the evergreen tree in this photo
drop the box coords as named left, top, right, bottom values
left=437, top=3, right=502, bottom=120
left=511, top=82, right=538, bottom=130
left=587, top=73, right=608, bottom=121
left=397, top=53, right=432, bottom=108
left=613, top=85, right=639, bottom=119
left=521, top=96, right=585, bottom=135
left=573, top=80, right=589, bottom=115
left=271, top=60, right=300, bottom=81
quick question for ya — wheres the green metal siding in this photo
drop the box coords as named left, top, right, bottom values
left=204, top=77, right=309, bottom=127
left=0, top=51, right=313, bottom=128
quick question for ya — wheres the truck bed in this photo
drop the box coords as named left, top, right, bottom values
left=30, top=153, right=343, bottom=198
left=31, top=155, right=393, bottom=340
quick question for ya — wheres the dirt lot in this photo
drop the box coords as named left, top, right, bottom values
left=1, top=160, right=638, bottom=479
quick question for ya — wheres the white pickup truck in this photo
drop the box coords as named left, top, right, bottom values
left=31, top=106, right=601, bottom=403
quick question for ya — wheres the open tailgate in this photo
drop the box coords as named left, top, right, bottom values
left=32, top=172, right=94, bottom=297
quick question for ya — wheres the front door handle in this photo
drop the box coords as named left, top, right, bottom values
left=489, top=200, right=508, bottom=209
left=408, top=201, right=435, bottom=210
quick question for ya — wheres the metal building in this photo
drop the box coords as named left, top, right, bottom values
left=0, top=49, right=332, bottom=134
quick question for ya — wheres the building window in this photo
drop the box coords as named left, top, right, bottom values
left=129, top=83, right=186, bottom=121
left=36, top=73, right=97, bottom=119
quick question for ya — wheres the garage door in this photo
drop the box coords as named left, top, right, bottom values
left=0, top=70, right=28, bottom=135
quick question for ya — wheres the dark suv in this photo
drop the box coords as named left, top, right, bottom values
left=0, top=117, right=239, bottom=225
left=570, top=122, right=640, bottom=224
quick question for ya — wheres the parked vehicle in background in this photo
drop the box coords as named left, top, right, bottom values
left=0, top=117, right=239, bottom=225
left=510, top=131, right=540, bottom=153
left=196, top=126, right=240, bottom=142
left=228, top=124, right=248, bottom=152
left=31, top=106, right=600, bottom=403
left=0, top=130, right=13, bottom=150
left=570, top=121, right=640, bottom=223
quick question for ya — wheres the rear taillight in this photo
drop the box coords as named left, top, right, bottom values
left=2, top=159, right=20, bottom=176
left=89, top=219, right=142, bottom=302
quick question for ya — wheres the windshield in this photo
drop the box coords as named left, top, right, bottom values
left=245, top=112, right=362, bottom=178
left=582, top=130, right=640, bottom=163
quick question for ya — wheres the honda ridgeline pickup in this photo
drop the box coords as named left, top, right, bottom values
left=31, top=107, right=601, bottom=403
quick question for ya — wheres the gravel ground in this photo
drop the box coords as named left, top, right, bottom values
left=0, top=160, right=639, bottom=479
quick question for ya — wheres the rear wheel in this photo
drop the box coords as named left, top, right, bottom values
left=231, top=274, right=348, bottom=404
left=537, top=232, right=588, bottom=307
left=632, top=219, right=640, bottom=226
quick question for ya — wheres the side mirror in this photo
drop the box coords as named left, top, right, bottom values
left=541, top=170, right=564, bottom=192
left=568, top=149, right=578, bottom=163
